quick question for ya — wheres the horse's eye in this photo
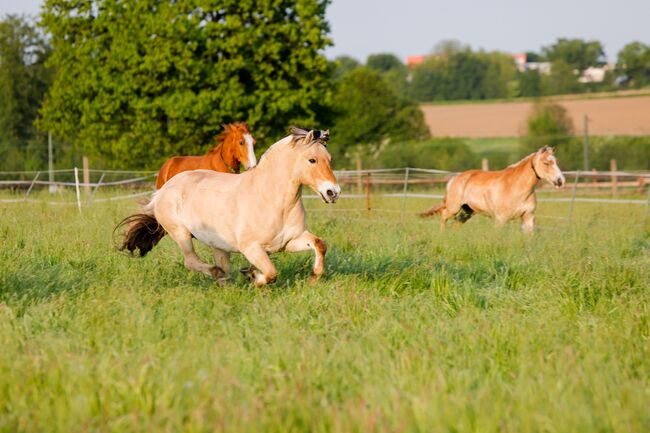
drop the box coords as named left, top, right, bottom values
left=309, top=158, right=316, bottom=164
left=240, top=140, right=245, bottom=145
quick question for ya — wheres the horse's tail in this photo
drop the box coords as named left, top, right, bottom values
left=419, top=200, right=445, bottom=218
left=115, top=200, right=166, bottom=257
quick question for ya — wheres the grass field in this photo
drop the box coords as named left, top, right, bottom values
left=0, top=195, right=649, bottom=432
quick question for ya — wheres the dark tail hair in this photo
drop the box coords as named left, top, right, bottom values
left=115, top=213, right=166, bottom=257
left=419, top=202, right=445, bottom=218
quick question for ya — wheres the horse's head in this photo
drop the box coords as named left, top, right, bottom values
left=533, top=146, right=565, bottom=188
left=218, top=122, right=257, bottom=170
left=291, top=128, right=340, bottom=203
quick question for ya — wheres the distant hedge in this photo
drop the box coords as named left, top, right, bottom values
left=553, top=136, right=650, bottom=171
left=359, top=138, right=479, bottom=171
left=348, top=136, right=650, bottom=172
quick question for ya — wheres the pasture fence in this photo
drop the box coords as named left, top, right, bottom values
left=1, top=167, right=649, bottom=223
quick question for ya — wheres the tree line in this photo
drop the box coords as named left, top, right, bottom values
left=1, top=3, right=649, bottom=171
left=341, top=38, right=650, bottom=103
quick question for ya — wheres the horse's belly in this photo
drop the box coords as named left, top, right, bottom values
left=191, top=228, right=235, bottom=252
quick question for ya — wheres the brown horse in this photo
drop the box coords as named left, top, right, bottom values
left=155, top=122, right=256, bottom=189
left=420, top=146, right=565, bottom=232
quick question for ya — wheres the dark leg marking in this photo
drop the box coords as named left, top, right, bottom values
left=454, top=204, right=474, bottom=223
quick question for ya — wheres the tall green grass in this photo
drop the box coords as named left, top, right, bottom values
left=0, top=197, right=648, bottom=432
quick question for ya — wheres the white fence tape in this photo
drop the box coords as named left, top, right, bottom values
left=0, top=167, right=649, bottom=222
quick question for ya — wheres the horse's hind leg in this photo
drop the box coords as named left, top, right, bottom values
left=438, top=206, right=454, bottom=230
left=240, top=243, right=277, bottom=287
left=284, top=230, right=327, bottom=280
left=167, top=227, right=225, bottom=280
left=212, top=248, right=231, bottom=284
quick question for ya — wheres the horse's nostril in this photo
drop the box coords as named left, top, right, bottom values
left=327, top=189, right=335, bottom=197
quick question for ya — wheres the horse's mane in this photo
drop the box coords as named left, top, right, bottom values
left=258, top=127, right=329, bottom=163
left=507, top=146, right=551, bottom=169
left=507, top=151, right=536, bottom=169
left=206, top=122, right=248, bottom=155
left=289, top=126, right=330, bottom=146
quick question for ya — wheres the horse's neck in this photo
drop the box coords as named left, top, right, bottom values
left=251, top=144, right=302, bottom=208
left=509, top=155, right=539, bottom=193
left=207, top=142, right=238, bottom=171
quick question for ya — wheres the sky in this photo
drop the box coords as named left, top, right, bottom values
left=2, top=0, right=649, bottom=63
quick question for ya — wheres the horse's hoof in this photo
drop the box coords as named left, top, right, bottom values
left=309, top=273, right=323, bottom=284
left=209, top=265, right=226, bottom=281
left=240, top=267, right=255, bottom=281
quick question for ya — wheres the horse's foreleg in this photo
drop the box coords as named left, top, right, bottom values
left=240, top=244, right=277, bottom=287
left=168, top=228, right=225, bottom=280
left=521, top=211, right=535, bottom=234
left=284, top=231, right=327, bottom=280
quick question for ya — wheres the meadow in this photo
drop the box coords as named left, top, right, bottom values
left=0, top=195, right=648, bottom=432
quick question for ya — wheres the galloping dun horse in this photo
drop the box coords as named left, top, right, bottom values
left=420, top=146, right=565, bottom=232
left=118, top=128, right=340, bottom=286
left=155, top=122, right=256, bottom=189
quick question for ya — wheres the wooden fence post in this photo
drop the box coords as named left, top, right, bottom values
left=481, top=158, right=489, bottom=171
left=356, top=158, right=362, bottom=196
left=365, top=172, right=371, bottom=212
left=610, top=159, right=618, bottom=197
left=74, top=167, right=82, bottom=212
left=83, top=156, right=90, bottom=196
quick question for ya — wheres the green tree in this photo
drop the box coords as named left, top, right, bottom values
left=617, top=41, right=650, bottom=87
left=543, top=38, right=605, bottom=72
left=523, top=101, right=575, bottom=155
left=0, top=15, right=51, bottom=170
left=446, top=51, right=488, bottom=100
left=408, top=56, right=447, bottom=102
left=331, top=55, right=360, bottom=81
left=479, top=51, right=517, bottom=99
left=331, top=67, right=429, bottom=164
left=366, top=52, right=408, bottom=99
left=408, top=48, right=515, bottom=102
left=543, top=59, right=580, bottom=95
left=366, top=53, right=404, bottom=73
left=525, top=51, right=543, bottom=62
left=518, top=70, right=542, bottom=97
left=39, top=0, right=332, bottom=169
left=432, top=39, right=467, bottom=56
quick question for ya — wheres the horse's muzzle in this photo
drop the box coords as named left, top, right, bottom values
left=554, top=176, right=565, bottom=188
left=318, top=182, right=341, bottom=203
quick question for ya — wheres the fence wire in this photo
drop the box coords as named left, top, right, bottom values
left=1, top=167, right=649, bottom=222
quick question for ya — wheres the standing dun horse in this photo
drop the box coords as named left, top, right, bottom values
left=117, top=128, right=340, bottom=286
left=420, top=146, right=565, bottom=232
left=155, top=122, right=256, bottom=189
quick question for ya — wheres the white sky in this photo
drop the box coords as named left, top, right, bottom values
left=2, top=0, right=649, bottom=62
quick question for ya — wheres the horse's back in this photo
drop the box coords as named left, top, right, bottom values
left=156, top=155, right=206, bottom=188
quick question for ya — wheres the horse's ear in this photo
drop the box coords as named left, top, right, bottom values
left=303, top=130, right=315, bottom=145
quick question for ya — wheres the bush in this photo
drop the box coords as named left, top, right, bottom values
left=371, top=138, right=479, bottom=171
left=591, top=136, right=650, bottom=171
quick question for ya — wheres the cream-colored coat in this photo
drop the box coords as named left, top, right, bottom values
left=147, top=131, right=340, bottom=286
